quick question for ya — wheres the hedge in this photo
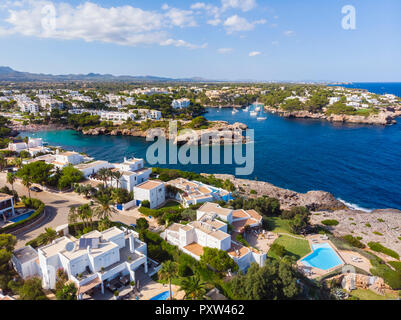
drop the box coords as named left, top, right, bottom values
left=321, top=219, right=339, bottom=226
left=368, top=242, right=400, bottom=260
left=0, top=197, right=45, bottom=234
left=342, top=235, right=365, bottom=249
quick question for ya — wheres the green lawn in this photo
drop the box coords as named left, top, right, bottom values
left=264, top=217, right=294, bottom=235
left=268, top=235, right=311, bottom=260
left=350, top=288, right=399, bottom=301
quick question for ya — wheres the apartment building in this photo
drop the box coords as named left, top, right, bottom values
left=171, top=98, right=190, bottom=109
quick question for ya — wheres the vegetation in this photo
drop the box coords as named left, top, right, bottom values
left=229, top=261, right=301, bottom=300
left=342, top=235, right=365, bottom=249
left=368, top=242, right=400, bottom=260
left=268, top=235, right=311, bottom=260
left=321, top=219, right=339, bottom=226
left=158, top=261, right=178, bottom=300
left=200, top=247, right=238, bottom=274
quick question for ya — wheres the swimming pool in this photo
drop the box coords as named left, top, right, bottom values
left=9, top=210, right=35, bottom=223
left=301, top=242, right=343, bottom=270
left=150, top=291, right=172, bottom=300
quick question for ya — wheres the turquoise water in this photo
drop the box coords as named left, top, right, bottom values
left=301, top=243, right=343, bottom=270
left=150, top=291, right=172, bottom=300
left=19, top=83, right=401, bottom=211
left=9, top=210, right=35, bottom=223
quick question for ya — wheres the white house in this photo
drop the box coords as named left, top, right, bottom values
left=8, top=138, right=45, bottom=156
left=53, top=151, right=85, bottom=168
left=108, top=157, right=152, bottom=192
left=16, top=226, right=148, bottom=299
left=171, top=98, right=190, bottom=109
left=12, top=246, right=41, bottom=280
left=74, top=160, right=114, bottom=178
left=167, top=178, right=231, bottom=207
left=163, top=202, right=266, bottom=272
left=0, top=193, right=15, bottom=221
left=134, top=180, right=166, bottom=209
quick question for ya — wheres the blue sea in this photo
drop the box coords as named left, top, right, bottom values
left=21, top=83, right=401, bottom=211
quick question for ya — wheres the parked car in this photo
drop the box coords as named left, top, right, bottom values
left=30, top=186, right=42, bottom=192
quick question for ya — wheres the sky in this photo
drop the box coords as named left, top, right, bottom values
left=0, top=0, right=400, bottom=82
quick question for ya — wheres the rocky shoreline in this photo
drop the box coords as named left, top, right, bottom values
left=265, top=106, right=401, bottom=126
left=204, top=173, right=347, bottom=211
left=80, top=121, right=249, bottom=145
left=10, top=122, right=72, bottom=132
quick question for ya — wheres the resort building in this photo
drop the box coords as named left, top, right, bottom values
left=134, top=180, right=166, bottom=209
left=0, top=193, right=15, bottom=221
left=166, top=178, right=231, bottom=207
left=171, top=98, right=190, bottom=109
left=13, top=226, right=148, bottom=299
left=163, top=203, right=266, bottom=272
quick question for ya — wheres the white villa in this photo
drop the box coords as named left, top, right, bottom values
left=134, top=180, right=166, bottom=209
left=163, top=202, right=266, bottom=272
left=108, top=157, right=152, bottom=192
left=8, top=138, right=48, bottom=156
left=12, top=226, right=148, bottom=299
left=171, top=98, right=190, bottom=109
left=167, top=178, right=231, bottom=207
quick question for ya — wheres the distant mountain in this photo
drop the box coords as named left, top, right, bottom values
left=0, top=66, right=213, bottom=83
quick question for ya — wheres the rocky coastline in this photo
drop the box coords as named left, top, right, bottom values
left=80, top=121, right=249, bottom=145
left=264, top=106, right=401, bottom=126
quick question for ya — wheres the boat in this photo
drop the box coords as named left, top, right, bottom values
left=243, top=106, right=249, bottom=112
left=256, top=109, right=267, bottom=120
left=250, top=111, right=257, bottom=116
left=232, top=108, right=239, bottom=114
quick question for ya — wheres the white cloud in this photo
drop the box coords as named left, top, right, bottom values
left=223, top=15, right=266, bottom=34
left=221, top=0, right=256, bottom=12
left=0, top=0, right=203, bottom=48
left=249, top=51, right=261, bottom=56
left=283, top=30, right=295, bottom=37
left=217, top=47, right=233, bottom=54
left=207, top=18, right=221, bottom=26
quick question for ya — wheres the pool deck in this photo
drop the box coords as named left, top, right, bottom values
left=297, top=235, right=373, bottom=279
left=297, top=234, right=346, bottom=279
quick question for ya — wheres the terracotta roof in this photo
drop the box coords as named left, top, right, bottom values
left=135, top=180, right=164, bottom=190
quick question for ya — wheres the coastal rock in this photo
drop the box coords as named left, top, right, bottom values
left=206, top=173, right=346, bottom=211
left=266, top=106, right=399, bottom=126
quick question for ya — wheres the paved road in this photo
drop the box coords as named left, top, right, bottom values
left=0, top=172, right=143, bottom=249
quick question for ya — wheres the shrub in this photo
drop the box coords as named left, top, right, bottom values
left=141, top=200, right=150, bottom=208
left=321, top=219, right=339, bottom=226
left=342, top=235, right=365, bottom=249
left=368, top=242, right=399, bottom=260
left=250, top=190, right=257, bottom=195
left=270, top=243, right=286, bottom=257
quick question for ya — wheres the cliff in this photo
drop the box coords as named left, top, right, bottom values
left=204, top=173, right=346, bottom=211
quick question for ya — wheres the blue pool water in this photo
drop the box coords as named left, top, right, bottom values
left=150, top=291, right=172, bottom=300
left=301, top=243, right=343, bottom=270
left=9, top=210, right=35, bottom=223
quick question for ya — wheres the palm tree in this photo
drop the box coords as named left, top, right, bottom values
left=158, top=261, right=178, bottom=300
left=6, top=172, right=16, bottom=197
left=23, top=136, right=30, bottom=154
left=43, top=228, right=58, bottom=244
left=22, top=175, right=32, bottom=199
left=179, top=275, right=207, bottom=300
left=13, top=157, right=22, bottom=169
left=113, top=171, right=123, bottom=189
left=77, top=204, right=93, bottom=228
left=0, top=156, right=7, bottom=172
left=97, top=168, right=109, bottom=187
left=94, top=194, right=115, bottom=221
left=68, top=207, right=78, bottom=233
